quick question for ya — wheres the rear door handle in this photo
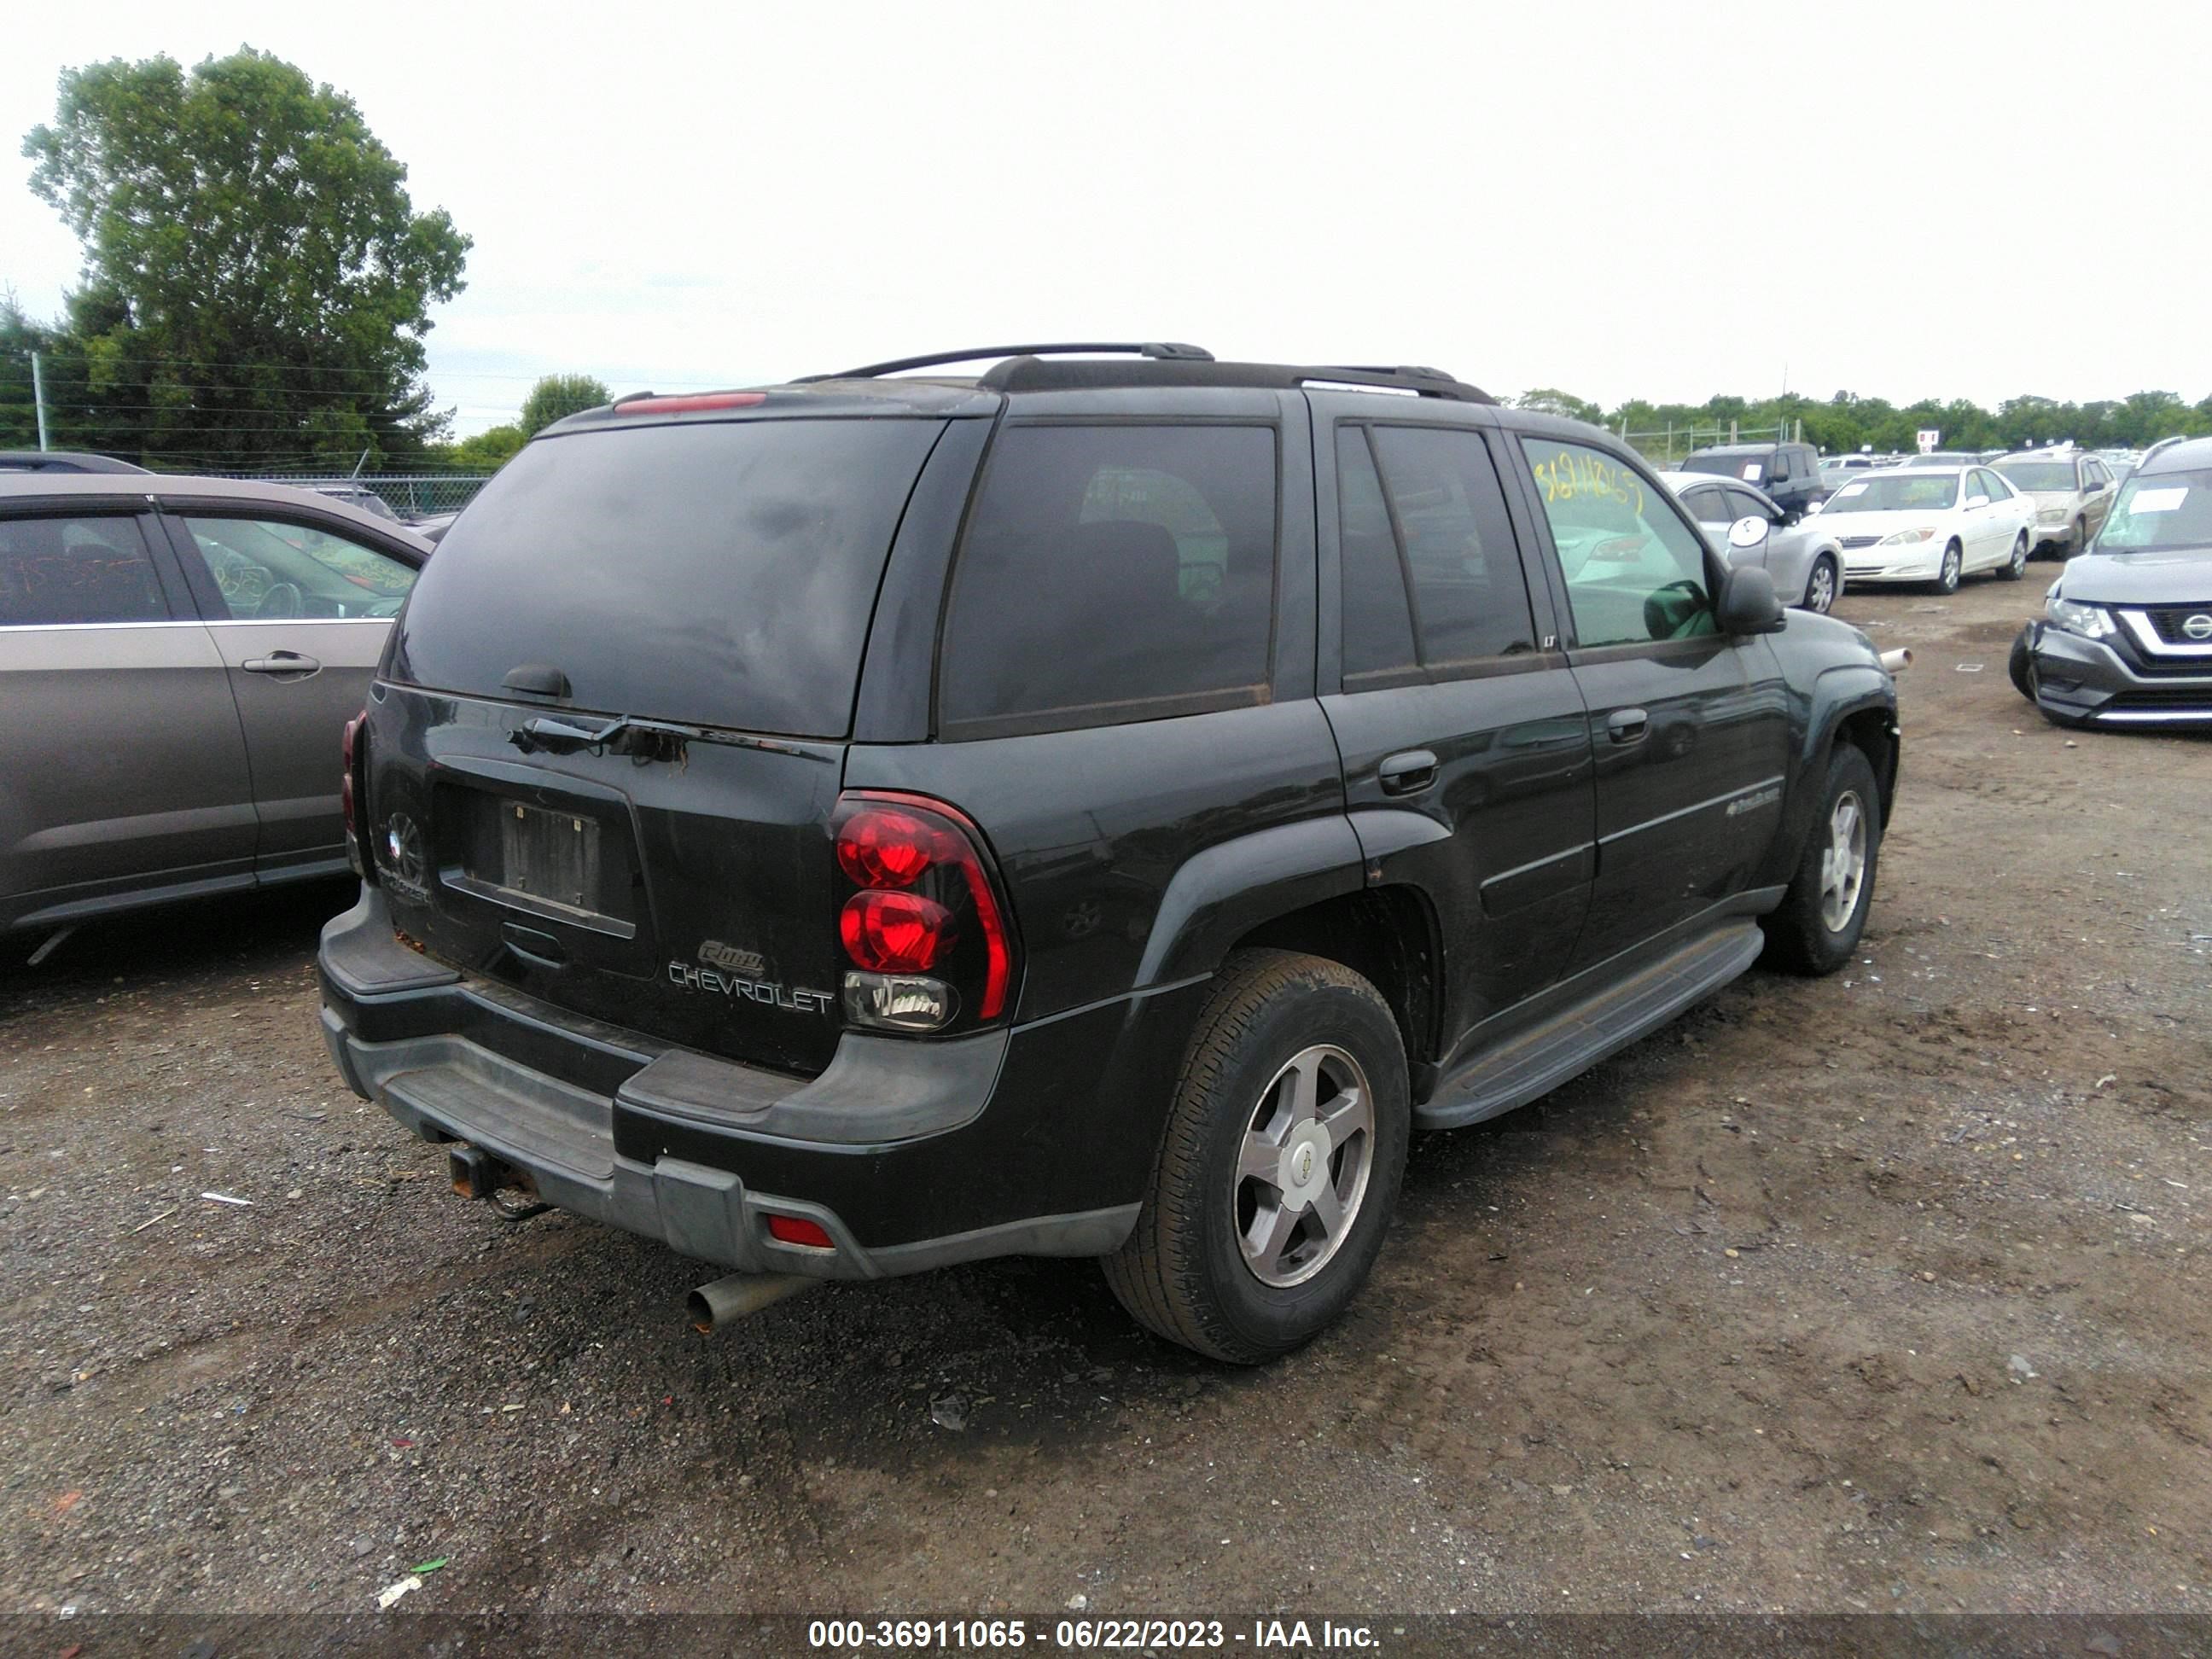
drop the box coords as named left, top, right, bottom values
left=1606, top=707, right=1649, bottom=744
left=240, top=650, right=322, bottom=678
left=1378, top=749, right=1438, bottom=795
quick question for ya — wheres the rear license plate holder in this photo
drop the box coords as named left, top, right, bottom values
left=498, top=801, right=602, bottom=911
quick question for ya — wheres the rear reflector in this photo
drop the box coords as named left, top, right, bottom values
left=616, top=391, right=767, bottom=415
left=766, top=1214, right=835, bottom=1249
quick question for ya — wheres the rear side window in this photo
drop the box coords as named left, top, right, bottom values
left=1365, top=426, right=1537, bottom=667
left=0, top=514, right=167, bottom=626
left=392, top=418, right=947, bottom=738
left=1682, top=486, right=1731, bottom=527
left=937, top=424, right=1277, bottom=736
left=1336, top=428, right=1418, bottom=676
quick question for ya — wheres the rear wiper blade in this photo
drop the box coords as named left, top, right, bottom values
left=508, top=713, right=830, bottom=761
left=509, top=713, right=656, bottom=755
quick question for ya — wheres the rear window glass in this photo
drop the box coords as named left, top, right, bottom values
left=937, top=424, right=1277, bottom=736
left=0, top=514, right=167, bottom=626
left=391, top=418, right=946, bottom=737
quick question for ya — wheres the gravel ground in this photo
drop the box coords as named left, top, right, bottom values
left=2, top=570, right=2207, bottom=1621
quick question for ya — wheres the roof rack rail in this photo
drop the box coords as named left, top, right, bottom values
left=1315, top=364, right=1460, bottom=383
left=801, top=342, right=1214, bottom=381
left=1294, top=364, right=1492, bottom=403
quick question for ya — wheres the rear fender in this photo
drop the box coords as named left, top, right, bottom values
left=1134, top=817, right=1366, bottom=987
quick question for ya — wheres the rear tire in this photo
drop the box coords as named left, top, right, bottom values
left=1761, top=744, right=1882, bottom=977
left=1997, top=532, right=2029, bottom=581
left=1103, top=949, right=1410, bottom=1365
left=1932, top=541, right=1962, bottom=594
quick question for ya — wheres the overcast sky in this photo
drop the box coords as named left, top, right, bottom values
left=5, top=0, right=2205, bottom=436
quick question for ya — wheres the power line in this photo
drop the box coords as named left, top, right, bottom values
left=0, top=351, right=741, bottom=389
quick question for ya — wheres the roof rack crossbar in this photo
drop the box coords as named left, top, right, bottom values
left=801, top=342, right=1214, bottom=382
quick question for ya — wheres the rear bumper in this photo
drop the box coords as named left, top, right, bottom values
left=2023, top=620, right=2212, bottom=727
left=317, top=887, right=1195, bottom=1278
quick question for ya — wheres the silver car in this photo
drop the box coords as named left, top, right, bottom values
left=1, top=474, right=430, bottom=958
left=1660, top=470, right=1847, bottom=613
left=1990, top=449, right=2119, bottom=558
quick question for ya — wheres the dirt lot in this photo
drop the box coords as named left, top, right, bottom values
left=3, top=571, right=2207, bottom=1623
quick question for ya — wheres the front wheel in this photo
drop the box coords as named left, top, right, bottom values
left=1931, top=541, right=1962, bottom=595
left=1802, top=554, right=1839, bottom=614
left=1761, top=744, right=1883, bottom=976
left=1103, top=949, right=1410, bottom=1364
left=2007, top=626, right=2037, bottom=701
left=1997, top=531, right=2029, bottom=581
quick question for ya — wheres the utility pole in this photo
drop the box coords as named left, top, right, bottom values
left=32, top=351, right=51, bottom=451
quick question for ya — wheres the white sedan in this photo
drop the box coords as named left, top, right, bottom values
left=1815, top=464, right=2037, bottom=592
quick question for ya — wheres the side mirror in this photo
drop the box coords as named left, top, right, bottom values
left=1965, top=494, right=1989, bottom=509
left=1717, top=565, right=1786, bottom=634
left=1805, top=498, right=1825, bottom=515
left=1727, top=516, right=1770, bottom=550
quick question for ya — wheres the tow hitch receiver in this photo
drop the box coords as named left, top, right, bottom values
left=448, top=1143, right=510, bottom=1199
left=447, top=1144, right=550, bottom=1220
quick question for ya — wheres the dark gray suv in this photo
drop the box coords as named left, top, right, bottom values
left=1676, top=441, right=1826, bottom=519
left=318, top=345, right=1902, bottom=1361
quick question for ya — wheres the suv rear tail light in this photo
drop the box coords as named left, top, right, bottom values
left=831, top=792, right=1016, bottom=1033
left=342, top=709, right=373, bottom=882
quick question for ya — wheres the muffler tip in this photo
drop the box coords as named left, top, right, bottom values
left=1879, top=648, right=1912, bottom=672
left=688, top=1272, right=821, bottom=1336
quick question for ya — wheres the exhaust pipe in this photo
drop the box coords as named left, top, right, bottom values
left=1879, top=648, right=1912, bottom=672
left=688, top=1272, right=821, bottom=1335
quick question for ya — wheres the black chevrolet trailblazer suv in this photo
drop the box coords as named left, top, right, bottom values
left=318, top=344, right=1902, bottom=1363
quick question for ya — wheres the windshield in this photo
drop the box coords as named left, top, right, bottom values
left=1994, top=462, right=2077, bottom=492
left=1677, top=452, right=1768, bottom=481
left=391, top=416, right=948, bottom=737
left=1820, top=473, right=1960, bottom=513
left=2096, top=469, right=2212, bottom=553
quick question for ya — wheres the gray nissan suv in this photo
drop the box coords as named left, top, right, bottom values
left=2008, top=435, right=2212, bottom=728
left=0, top=474, right=430, bottom=958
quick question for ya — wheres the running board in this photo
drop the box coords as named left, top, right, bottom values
left=1417, top=922, right=1765, bottom=1130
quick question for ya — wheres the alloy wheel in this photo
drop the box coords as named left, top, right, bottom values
left=1231, top=1045, right=1376, bottom=1288
left=1819, top=789, right=1869, bottom=934
left=1805, top=560, right=1837, bottom=613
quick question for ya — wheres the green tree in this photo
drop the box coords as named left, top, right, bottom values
left=21, top=49, right=469, bottom=469
left=449, top=422, right=527, bottom=469
left=518, top=373, right=611, bottom=436
left=1512, top=387, right=1604, bottom=426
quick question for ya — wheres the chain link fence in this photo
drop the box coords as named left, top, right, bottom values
left=1617, top=422, right=1794, bottom=469
left=188, top=472, right=493, bottom=520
